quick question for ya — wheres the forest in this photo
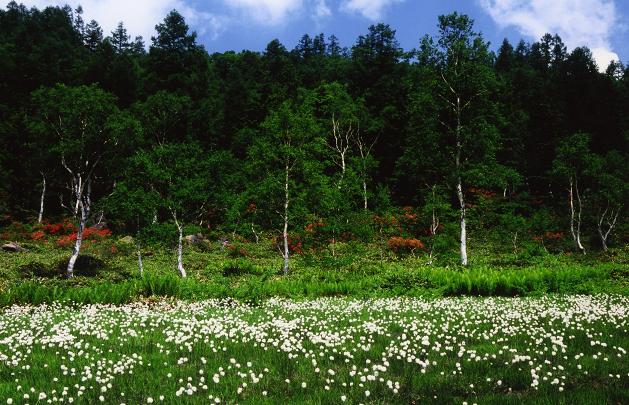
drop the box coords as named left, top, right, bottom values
left=0, top=2, right=627, bottom=274
left=0, top=2, right=628, bottom=404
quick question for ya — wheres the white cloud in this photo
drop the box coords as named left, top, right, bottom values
left=479, top=0, right=620, bottom=71
left=225, top=0, right=303, bottom=25
left=19, top=0, right=225, bottom=42
left=314, top=0, right=332, bottom=19
left=340, top=0, right=405, bottom=20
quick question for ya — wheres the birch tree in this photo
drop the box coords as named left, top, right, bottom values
left=552, top=133, right=593, bottom=254
left=417, top=13, right=500, bottom=265
left=248, top=95, right=319, bottom=274
left=31, top=84, right=132, bottom=277
left=315, top=82, right=367, bottom=253
left=24, top=124, right=54, bottom=223
left=589, top=150, right=626, bottom=251
left=131, top=143, right=217, bottom=277
left=102, top=181, right=160, bottom=276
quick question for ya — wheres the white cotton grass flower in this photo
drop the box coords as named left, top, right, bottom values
left=0, top=295, right=626, bottom=404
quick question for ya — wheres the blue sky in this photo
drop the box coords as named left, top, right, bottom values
left=20, top=1, right=629, bottom=70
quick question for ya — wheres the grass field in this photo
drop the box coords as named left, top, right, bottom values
left=0, top=295, right=627, bottom=404
left=0, top=238, right=627, bottom=305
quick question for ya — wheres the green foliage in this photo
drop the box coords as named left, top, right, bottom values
left=139, top=222, right=178, bottom=246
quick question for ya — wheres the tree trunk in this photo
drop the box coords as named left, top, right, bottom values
left=282, top=161, right=290, bottom=274
left=457, top=179, right=468, bottom=266
left=574, top=177, right=585, bottom=254
left=356, top=133, right=375, bottom=211
left=176, top=224, right=186, bottom=278
left=569, top=176, right=585, bottom=254
left=597, top=205, right=619, bottom=252
left=171, top=211, right=186, bottom=278
left=569, top=177, right=576, bottom=247
left=135, top=216, right=144, bottom=276
left=598, top=228, right=608, bottom=251
left=37, top=173, right=46, bottom=223
left=66, top=202, right=88, bottom=278
left=66, top=177, right=91, bottom=278
left=427, top=186, right=439, bottom=265
left=137, top=243, right=144, bottom=276
left=455, top=95, right=468, bottom=266
left=251, top=222, right=259, bottom=244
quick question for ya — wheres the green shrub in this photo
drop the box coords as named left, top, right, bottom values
left=140, top=222, right=177, bottom=246
left=221, top=259, right=261, bottom=277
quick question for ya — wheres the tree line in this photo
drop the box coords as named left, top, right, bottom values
left=0, top=2, right=626, bottom=276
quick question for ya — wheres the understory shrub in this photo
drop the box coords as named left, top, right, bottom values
left=387, top=237, right=425, bottom=254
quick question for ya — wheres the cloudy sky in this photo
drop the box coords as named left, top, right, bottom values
left=17, top=0, right=629, bottom=70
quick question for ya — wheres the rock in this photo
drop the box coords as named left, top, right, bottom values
left=119, top=235, right=134, bottom=245
left=185, top=233, right=205, bottom=244
left=2, top=242, right=24, bottom=252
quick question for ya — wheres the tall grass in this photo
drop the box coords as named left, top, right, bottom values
left=0, top=261, right=625, bottom=306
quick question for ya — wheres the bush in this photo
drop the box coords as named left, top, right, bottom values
left=140, top=222, right=177, bottom=246
left=387, top=237, right=425, bottom=254
left=56, top=227, right=112, bottom=247
left=19, top=261, right=56, bottom=278
left=221, top=259, right=261, bottom=277
left=55, top=255, right=107, bottom=277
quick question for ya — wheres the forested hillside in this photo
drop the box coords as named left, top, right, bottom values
left=0, top=2, right=627, bottom=274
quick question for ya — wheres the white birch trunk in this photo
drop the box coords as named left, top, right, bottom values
left=251, top=222, right=259, bottom=244
left=457, top=179, right=468, bottom=266
left=597, top=206, right=620, bottom=252
left=455, top=95, right=468, bottom=266
left=282, top=161, right=290, bottom=274
left=171, top=211, right=186, bottom=278
left=569, top=177, right=585, bottom=254
left=569, top=177, right=576, bottom=247
left=136, top=217, right=144, bottom=276
left=574, top=177, right=585, bottom=254
left=427, top=186, right=439, bottom=265
left=177, top=225, right=186, bottom=278
left=597, top=227, right=608, bottom=251
left=137, top=242, right=144, bottom=276
left=37, top=174, right=46, bottom=223
left=355, top=130, right=375, bottom=211
left=67, top=201, right=88, bottom=278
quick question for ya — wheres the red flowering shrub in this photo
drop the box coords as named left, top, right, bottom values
left=30, top=231, right=46, bottom=240
left=35, top=219, right=76, bottom=236
left=55, top=227, right=112, bottom=247
left=387, top=237, right=425, bottom=254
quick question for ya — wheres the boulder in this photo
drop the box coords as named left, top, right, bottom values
left=2, top=242, right=24, bottom=252
left=185, top=233, right=205, bottom=245
left=119, top=235, right=134, bottom=245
